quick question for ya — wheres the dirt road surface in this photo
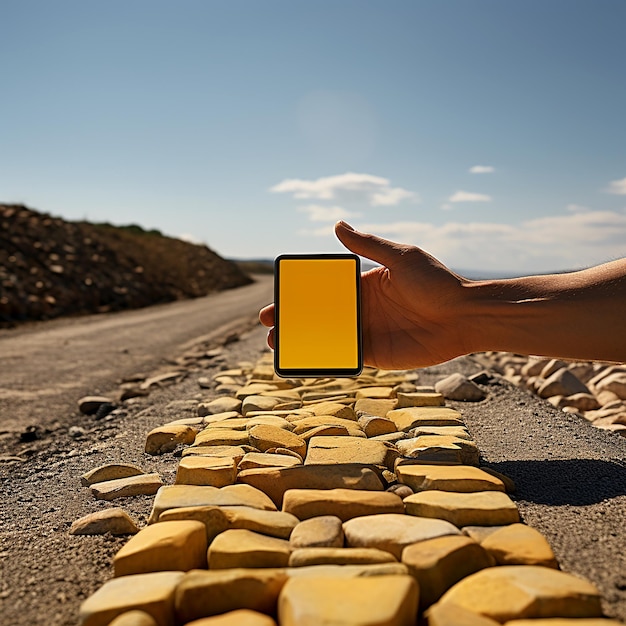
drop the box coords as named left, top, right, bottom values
left=0, top=275, right=273, bottom=437
left=1, top=275, right=625, bottom=624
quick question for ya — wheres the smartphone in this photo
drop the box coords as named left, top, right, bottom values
left=274, top=253, right=362, bottom=378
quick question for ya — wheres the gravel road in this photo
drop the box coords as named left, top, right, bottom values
left=1, top=278, right=625, bottom=624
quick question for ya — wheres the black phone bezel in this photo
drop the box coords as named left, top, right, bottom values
left=273, top=253, right=363, bottom=378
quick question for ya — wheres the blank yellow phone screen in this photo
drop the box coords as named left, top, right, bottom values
left=278, top=258, right=359, bottom=370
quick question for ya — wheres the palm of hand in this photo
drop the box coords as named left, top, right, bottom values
left=359, top=252, right=468, bottom=369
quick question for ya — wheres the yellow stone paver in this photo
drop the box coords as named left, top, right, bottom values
left=113, top=520, right=207, bottom=576
left=404, top=490, right=520, bottom=527
left=174, top=568, right=287, bottom=624
left=481, top=523, right=558, bottom=568
left=175, top=456, right=237, bottom=487
left=278, top=575, right=419, bottom=626
left=78, top=356, right=621, bottom=626
left=396, top=464, right=506, bottom=493
left=79, top=571, right=184, bottom=626
left=438, top=565, right=603, bottom=622
left=208, top=528, right=292, bottom=569
left=282, top=487, right=405, bottom=521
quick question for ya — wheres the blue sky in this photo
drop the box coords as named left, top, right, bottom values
left=2, top=0, right=625, bottom=273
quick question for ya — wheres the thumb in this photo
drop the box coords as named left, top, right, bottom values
left=334, top=221, right=407, bottom=268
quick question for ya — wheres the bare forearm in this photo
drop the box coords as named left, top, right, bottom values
left=463, top=258, right=626, bottom=362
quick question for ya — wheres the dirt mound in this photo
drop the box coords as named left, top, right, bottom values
left=0, top=203, right=253, bottom=326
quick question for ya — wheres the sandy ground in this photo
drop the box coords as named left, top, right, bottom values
left=0, top=282, right=625, bottom=624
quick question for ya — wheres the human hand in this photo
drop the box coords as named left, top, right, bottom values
left=260, top=221, right=476, bottom=369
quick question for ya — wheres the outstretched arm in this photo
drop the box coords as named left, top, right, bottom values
left=259, top=221, right=626, bottom=369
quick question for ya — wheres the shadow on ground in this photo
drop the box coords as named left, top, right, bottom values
left=484, top=459, right=626, bottom=506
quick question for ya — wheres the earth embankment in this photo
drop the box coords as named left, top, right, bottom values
left=0, top=204, right=252, bottom=326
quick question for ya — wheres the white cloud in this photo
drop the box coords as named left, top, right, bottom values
left=303, top=208, right=626, bottom=273
left=270, top=172, right=417, bottom=206
left=441, top=203, right=452, bottom=211
left=298, top=204, right=360, bottom=222
left=469, top=165, right=495, bottom=174
left=566, top=204, right=589, bottom=212
left=449, top=191, right=492, bottom=203
left=607, top=177, right=626, bottom=195
left=371, top=187, right=415, bottom=206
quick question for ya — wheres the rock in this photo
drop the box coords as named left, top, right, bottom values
left=248, top=425, right=307, bottom=458
left=396, top=465, right=505, bottom=493
left=160, top=505, right=298, bottom=541
left=397, top=435, right=479, bottom=466
left=107, top=611, right=158, bottom=626
left=370, top=432, right=409, bottom=444
left=236, top=464, right=384, bottom=508
left=148, top=484, right=276, bottom=523
left=396, top=391, right=445, bottom=408
left=175, top=456, right=237, bottom=487
left=242, top=396, right=282, bottom=415
left=539, top=359, right=568, bottom=379
left=140, top=371, right=184, bottom=389
left=145, top=424, right=196, bottom=455
left=537, top=368, right=590, bottom=399
left=79, top=571, right=185, bottom=626
left=435, top=374, right=486, bottom=401
left=182, top=444, right=249, bottom=462
left=387, top=484, right=414, bottom=499
left=183, top=610, right=278, bottom=625
left=355, top=386, right=395, bottom=400
left=462, top=525, right=506, bottom=543
left=113, top=520, right=207, bottom=576
left=208, top=529, right=291, bottom=569
left=481, top=523, right=558, bottom=568
left=165, top=416, right=206, bottom=429
left=387, top=407, right=465, bottom=431
left=197, top=397, right=242, bottom=416
left=305, top=436, right=398, bottom=469
left=278, top=575, right=418, bottom=626
left=289, top=547, right=396, bottom=567
left=70, top=508, right=140, bottom=535
left=174, top=568, right=287, bottom=623
left=438, top=565, right=602, bottom=621
left=282, top=488, right=404, bottom=521
left=480, top=467, right=517, bottom=493
left=244, top=416, right=294, bottom=431
left=91, top=473, right=163, bottom=501
left=562, top=393, right=600, bottom=412
left=236, top=383, right=279, bottom=399
left=78, top=395, right=114, bottom=415
left=308, top=401, right=357, bottom=420
left=357, top=414, right=397, bottom=437
left=290, top=515, right=344, bottom=548
left=354, top=398, right=398, bottom=416
left=299, top=425, right=354, bottom=441
left=291, top=414, right=354, bottom=430
left=286, top=563, right=409, bottom=579
left=521, top=357, right=551, bottom=378
left=193, top=428, right=250, bottom=447
left=409, top=426, right=472, bottom=440
left=272, top=448, right=304, bottom=462
left=204, top=417, right=251, bottom=431
left=401, top=535, right=494, bottom=609
left=404, top=490, right=520, bottom=527
left=343, top=513, right=460, bottom=559
left=596, top=372, right=626, bottom=400
left=81, top=463, right=145, bottom=487
left=238, top=452, right=301, bottom=470
left=425, top=602, right=501, bottom=626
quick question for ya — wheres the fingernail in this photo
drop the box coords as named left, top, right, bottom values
left=337, top=221, right=355, bottom=231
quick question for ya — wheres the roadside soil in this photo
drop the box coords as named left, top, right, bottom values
left=0, top=283, right=625, bottom=624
